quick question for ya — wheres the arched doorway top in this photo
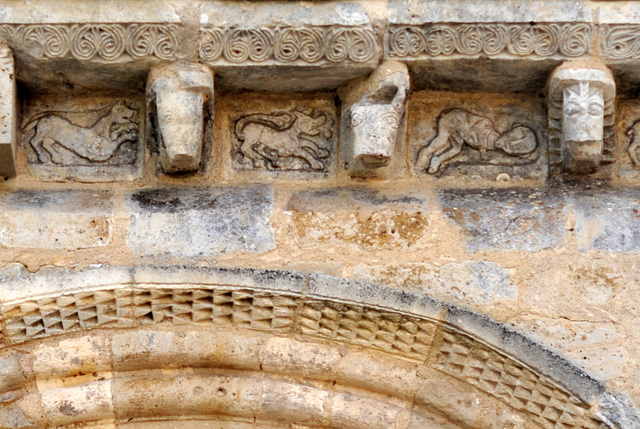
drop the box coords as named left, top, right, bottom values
left=0, top=264, right=637, bottom=428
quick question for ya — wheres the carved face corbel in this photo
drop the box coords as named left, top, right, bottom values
left=548, top=62, right=615, bottom=174
left=147, top=64, right=214, bottom=174
left=339, top=60, right=410, bottom=177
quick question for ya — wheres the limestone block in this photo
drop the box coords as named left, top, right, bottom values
left=126, top=186, right=275, bottom=258
left=573, top=188, right=640, bottom=252
left=286, top=187, right=429, bottom=249
left=437, top=188, right=567, bottom=251
left=0, top=42, right=16, bottom=178
left=411, top=91, right=547, bottom=181
left=0, top=352, right=24, bottom=403
left=0, top=189, right=113, bottom=250
left=351, top=261, right=517, bottom=308
left=21, top=95, right=144, bottom=182
left=339, top=61, right=409, bottom=177
left=147, top=64, right=214, bottom=173
left=548, top=60, right=616, bottom=174
left=40, top=380, right=114, bottom=427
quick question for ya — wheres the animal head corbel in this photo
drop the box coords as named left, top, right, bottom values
left=147, top=63, right=214, bottom=174
left=339, top=60, right=410, bottom=177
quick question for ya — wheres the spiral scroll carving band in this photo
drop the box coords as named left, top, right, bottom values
left=199, top=26, right=378, bottom=64
left=601, top=25, right=640, bottom=60
left=1, top=24, right=178, bottom=61
left=388, top=23, right=591, bottom=58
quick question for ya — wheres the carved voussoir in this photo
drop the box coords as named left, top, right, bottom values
left=339, top=60, right=410, bottom=177
left=147, top=63, right=214, bottom=174
left=0, top=42, right=16, bottom=178
left=548, top=61, right=616, bottom=174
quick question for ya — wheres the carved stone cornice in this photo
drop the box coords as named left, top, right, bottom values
left=0, top=23, right=179, bottom=61
left=600, top=24, right=640, bottom=60
left=199, top=26, right=379, bottom=65
left=386, top=23, right=592, bottom=59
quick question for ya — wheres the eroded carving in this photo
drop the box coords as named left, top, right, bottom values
left=626, top=121, right=640, bottom=167
left=601, top=25, right=640, bottom=60
left=24, top=101, right=140, bottom=166
left=200, top=26, right=378, bottom=64
left=548, top=61, right=615, bottom=174
left=339, top=60, right=409, bottom=177
left=416, top=109, right=538, bottom=174
left=388, top=23, right=591, bottom=59
left=0, top=24, right=178, bottom=61
left=147, top=63, right=214, bottom=173
left=233, top=108, right=333, bottom=172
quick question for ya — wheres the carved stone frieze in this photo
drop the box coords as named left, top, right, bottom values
left=410, top=92, right=547, bottom=181
left=416, top=109, right=538, bottom=174
left=600, top=25, right=640, bottom=60
left=387, top=23, right=592, bottom=59
left=200, top=26, right=378, bottom=65
left=228, top=97, right=336, bottom=174
left=0, top=24, right=178, bottom=61
left=21, top=96, right=144, bottom=181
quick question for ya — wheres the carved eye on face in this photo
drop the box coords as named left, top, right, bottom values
left=564, top=103, right=583, bottom=117
left=588, top=102, right=604, bottom=116
left=351, top=111, right=365, bottom=128
left=381, top=111, right=398, bottom=128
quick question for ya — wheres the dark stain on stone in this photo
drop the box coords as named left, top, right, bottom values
left=58, top=400, right=80, bottom=416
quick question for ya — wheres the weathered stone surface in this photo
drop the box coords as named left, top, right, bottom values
left=21, top=95, right=144, bottom=182
left=287, top=187, right=428, bottom=249
left=126, top=186, right=275, bottom=258
left=339, top=60, right=409, bottom=178
left=411, top=92, right=548, bottom=181
left=0, top=190, right=112, bottom=250
left=437, top=188, right=567, bottom=251
left=352, top=261, right=517, bottom=307
left=147, top=63, right=214, bottom=173
left=573, top=188, right=640, bottom=252
left=224, top=94, right=336, bottom=177
left=0, top=42, right=16, bottom=178
left=0, top=351, right=23, bottom=403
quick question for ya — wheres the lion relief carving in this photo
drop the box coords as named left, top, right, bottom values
left=234, top=108, right=334, bottom=172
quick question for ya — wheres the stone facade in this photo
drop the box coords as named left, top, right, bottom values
left=1, top=0, right=640, bottom=428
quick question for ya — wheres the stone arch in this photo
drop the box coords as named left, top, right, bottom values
left=0, top=265, right=636, bottom=428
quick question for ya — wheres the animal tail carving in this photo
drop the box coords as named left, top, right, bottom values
left=234, top=112, right=295, bottom=141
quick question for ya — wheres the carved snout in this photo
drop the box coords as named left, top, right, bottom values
left=148, top=64, right=214, bottom=174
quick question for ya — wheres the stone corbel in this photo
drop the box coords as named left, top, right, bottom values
left=147, top=64, right=214, bottom=174
left=0, top=42, right=16, bottom=179
left=339, top=60, right=410, bottom=178
left=548, top=60, right=616, bottom=174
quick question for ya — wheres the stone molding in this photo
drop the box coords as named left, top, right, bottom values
left=0, top=24, right=179, bottom=61
left=0, top=265, right=637, bottom=428
left=387, top=23, right=592, bottom=59
left=200, top=26, right=379, bottom=65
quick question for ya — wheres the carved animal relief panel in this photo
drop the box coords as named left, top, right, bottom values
left=227, top=97, right=336, bottom=174
left=21, top=96, right=144, bottom=181
left=410, top=92, right=547, bottom=181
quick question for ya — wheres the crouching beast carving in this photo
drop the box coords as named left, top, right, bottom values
left=416, top=109, right=538, bottom=174
left=25, top=101, right=139, bottom=165
left=627, top=121, right=640, bottom=167
left=234, top=108, right=333, bottom=171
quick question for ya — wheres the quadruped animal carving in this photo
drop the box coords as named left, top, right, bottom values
left=234, top=108, right=333, bottom=171
left=25, top=101, right=139, bottom=165
left=416, top=109, right=538, bottom=174
left=627, top=121, right=640, bottom=167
